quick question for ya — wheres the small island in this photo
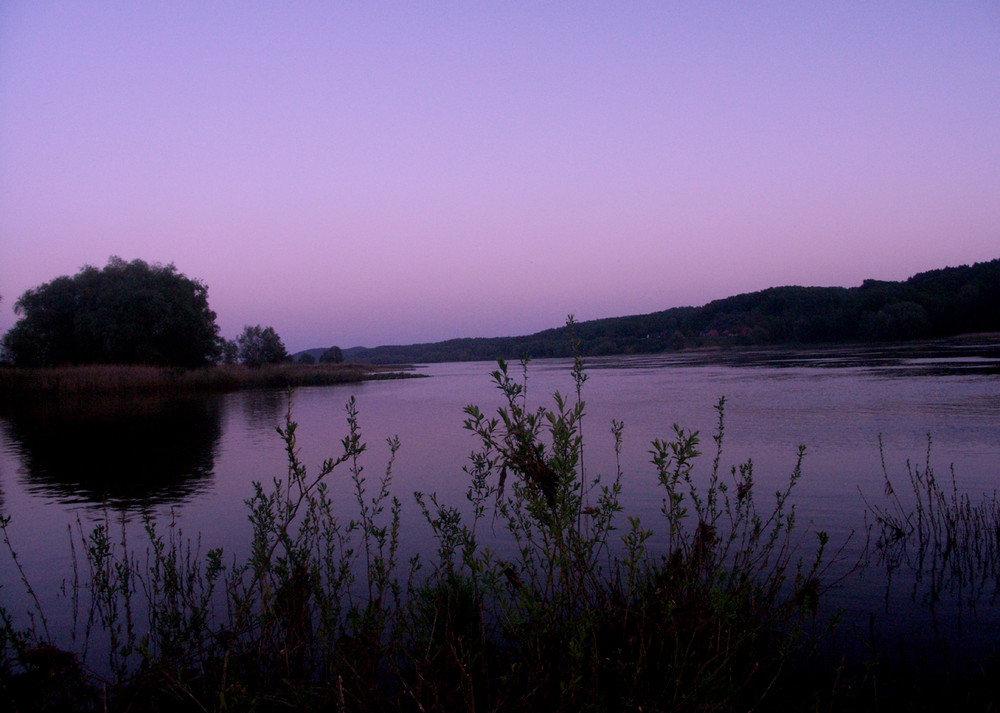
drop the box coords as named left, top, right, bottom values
left=0, top=258, right=419, bottom=397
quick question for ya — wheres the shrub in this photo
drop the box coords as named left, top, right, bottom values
left=236, top=324, right=288, bottom=367
left=0, top=340, right=835, bottom=711
left=319, top=346, right=343, bottom=364
left=1, top=257, right=220, bottom=367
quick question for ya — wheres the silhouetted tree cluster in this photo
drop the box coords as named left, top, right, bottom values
left=1, top=257, right=220, bottom=367
left=319, top=346, right=343, bottom=364
left=219, top=338, right=239, bottom=365
left=236, top=324, right=288, bottom=367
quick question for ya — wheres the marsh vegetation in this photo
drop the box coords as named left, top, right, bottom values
left=0, top=362, right=418, bottom=398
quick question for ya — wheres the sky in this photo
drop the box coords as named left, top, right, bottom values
left=1, top=2, right=998, bottom=352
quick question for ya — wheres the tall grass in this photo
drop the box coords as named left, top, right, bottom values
left=864, top=435, right=1000, bottom=654
left=0, top=362, right=418, bottom=397
left=815, top=437, right=1000, bottom=712
left=1, top=348, right=843, bottom=711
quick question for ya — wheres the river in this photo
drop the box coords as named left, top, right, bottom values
left=2, top=338, right=999, bottom=661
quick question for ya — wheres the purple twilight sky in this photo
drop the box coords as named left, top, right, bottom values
left=1, top=2, right=998, bottom=352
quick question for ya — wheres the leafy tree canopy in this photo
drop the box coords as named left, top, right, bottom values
left=2, top=257, right=221, bottom=367
left=342, top=258, right=1000, bottom=364
left=219, top=338, right=239, bottom=365
left=236, top=325, right=288, bottom=367
left=319, top=346, right=343, bottom=364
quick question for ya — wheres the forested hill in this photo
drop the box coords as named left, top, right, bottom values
left=344, top=258, right=1000, bottom=365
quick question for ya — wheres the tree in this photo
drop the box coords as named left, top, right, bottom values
left=861, top=301, right=931, bottom=341
left=319, top=346, right=343, bottom=364
left=298, top=352, right=316, bottom=365
left=219, top=338, right=239, bottom=365
left=1, top=257, right=220, bottom=367
left=236, top=325, right=288, bottom=367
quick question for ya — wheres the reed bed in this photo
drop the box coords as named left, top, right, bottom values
left=865, top=435, right=1000, bottom=646
left=0, top=363, right=418, bottom=396
left=831, top=437, right=1000, bottom=712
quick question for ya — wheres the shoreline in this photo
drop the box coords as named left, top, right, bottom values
left=0, top=362, right=424, bottom=397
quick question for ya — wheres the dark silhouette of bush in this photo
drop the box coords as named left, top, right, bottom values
left=218, top=338, right=239, bottom=365
left=236, top=324, right=288, bottom=367
left=319, top=346, right=343, bottom=364
left=1, top=257, right=220, bottom=367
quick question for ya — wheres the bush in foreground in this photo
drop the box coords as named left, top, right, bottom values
left=0, top=352, right=845, bottom=712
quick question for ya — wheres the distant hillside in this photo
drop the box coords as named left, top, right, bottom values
left=341, top=258, right=1000, bottom=365
left=291, top=348, right=327, bottom=362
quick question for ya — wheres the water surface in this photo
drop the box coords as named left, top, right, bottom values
left=2, top=338, right=999, bottom=658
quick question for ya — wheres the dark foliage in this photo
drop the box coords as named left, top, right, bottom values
left=219, top=338, right=239, bottom=365
left=318, top=345, right=343, bottom=363
left=344, top=258, right=1000, bottom=364
left=1, top=257, right=221, bottom=367
left=236, top=324, right=288, bottom=367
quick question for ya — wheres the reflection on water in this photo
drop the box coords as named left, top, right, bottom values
left=0, top=336, right=998, bottom=663
left=0, top=393, right=224, bottom=507
left=238, top=388, right=287, bottom=430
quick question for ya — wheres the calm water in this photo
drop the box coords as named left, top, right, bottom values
left=2, top=339, right=999, bottom=657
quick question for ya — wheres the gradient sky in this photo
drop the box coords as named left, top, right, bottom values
left=2, top=2, right=998, bottom=352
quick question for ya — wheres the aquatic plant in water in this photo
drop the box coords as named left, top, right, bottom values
left=865, top=435, right=1000, bottom=647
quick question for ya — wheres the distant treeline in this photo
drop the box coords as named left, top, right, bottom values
left=345, top=258, right=1000, bottom=364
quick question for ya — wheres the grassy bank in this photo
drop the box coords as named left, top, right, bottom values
left=1, top=354, right=998, bottom=711
left=0, top=362, right=421, bottom=396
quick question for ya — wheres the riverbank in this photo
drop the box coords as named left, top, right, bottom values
left=0, top=362, right=422, bottom=396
